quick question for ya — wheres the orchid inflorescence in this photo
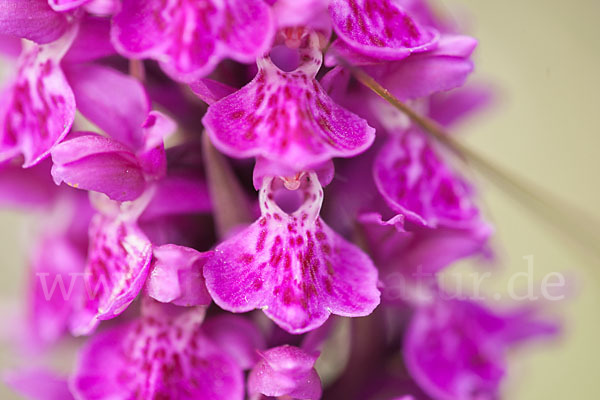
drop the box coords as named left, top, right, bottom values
left=0, top=1, right=560, bottom=399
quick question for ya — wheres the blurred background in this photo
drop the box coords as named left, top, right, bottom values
left=445, top=0, right=600, bottom=398
left=0, top=0, right=599, bottom=398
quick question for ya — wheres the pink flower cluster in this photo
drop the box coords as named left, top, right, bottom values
left=0, top=1, right=558, bottom=399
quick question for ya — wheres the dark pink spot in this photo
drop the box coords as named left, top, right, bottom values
left=240, top=253, right=254, bottom=263
left=282, top=286, right=294, bottom=305
left=324, top=278, right=333, bottom=294
left=230, top=110, right=245, bottom=119
left=283, top=253, right=291, bottom=270
left=256, top=229, right=267, bottom=252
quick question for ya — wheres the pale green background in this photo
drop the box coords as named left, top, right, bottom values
left=1, top=0, right=599, bottom=398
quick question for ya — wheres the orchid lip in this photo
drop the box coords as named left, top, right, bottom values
left=203, top=171, right=380, bottom=334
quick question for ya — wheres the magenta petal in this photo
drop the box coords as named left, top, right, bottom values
left=111, top=0, right=274, bottom=82
left=1, top=36, right=76, bottom=167
left=404, top=297, right=558, bottom=400
left=135, top=145, right=167, bottom=183
left=204, top=173, right=380, bottom=334
left=369, top=34, right=477, bottom=101
left=69, top=214, right=152, bottom=336
left=83, top=0, right=119, bottom=15
left=360, top=212, right=491, bottom=285
left=428, top=34, right=478, bottom=58
left=204, top=31, right=375, bottom=172
left=70, top=305, right=244, bottom=400
left=248, top=345, right=322, bottom=400
left=70, top=323, right=136, bottom=399
left=202, top=315, right=266, bottom=370
left=272, top=0, right=331, bottom=34
left=51, top=134, right=146, bottom=202
left=215, top=0, right=275, bottom=62
left=373, top=132, right=479, bottom=228
left=0, top=0, right=69, bottom=44
left=64, top=63, right=150, bottom=151
left=141, top=174, right=211, bottom=220
left=48, top=0, right=91, bottom=12
left=147, top=244, right=212, bottom=307
left=328, top=0, right=438, bottom=61
left=189, top=78, right=236, bottom=105
left=140, top=110, right=177, bottom=152
left=135, top=111, right=175, bottom=180
left=63, top=16, right=115, bottom=63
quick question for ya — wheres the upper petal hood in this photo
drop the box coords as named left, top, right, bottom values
left=204, top=30, right=375, bottom=174
left=111, top=0, right=275, bottom=82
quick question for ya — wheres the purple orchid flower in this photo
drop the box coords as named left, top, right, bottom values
left=272, top=0, right=440, bottom=63
left=51, top=65, right=176, bottom=202
left=67, top=183, right=211, bottom=336
left=328, top=0, right=439, bottom=61
left=404, top=296, right=559, bottom=400
left=0, top=14, right=121, bottom=169
left=373, top=127, right=480, bottom=229
left=64, top=141, right=213, bottom=336
left=0, top=1, right=566, bottom=399
left=321, top=81, right=492, bottom=308
left=0, top=28, right=76, bottom=167
left=70, top=299, right=247, bottom=400
left=111, top=0, right=276, bottom=82
left=68, top=192, right=154, bottom=336
left=64, top=155, right=213, bottom=336
left=359, top=213, right=491, bottom=305
left=204, top=172, right=380, bottom=334
left=203, top=28, right=375, bottom=175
